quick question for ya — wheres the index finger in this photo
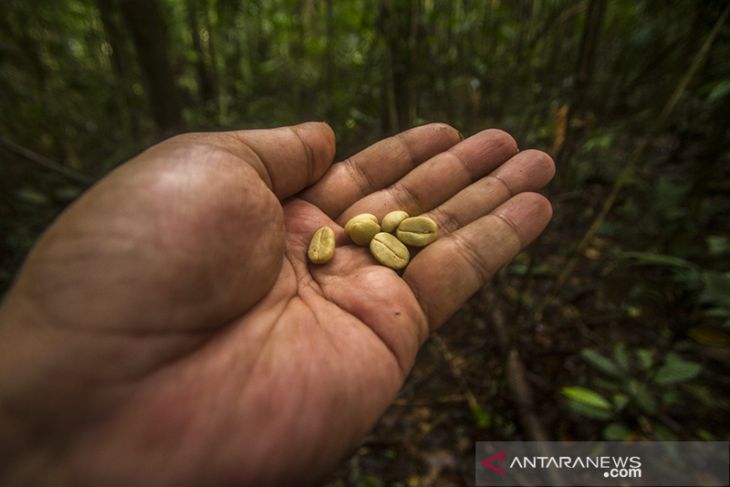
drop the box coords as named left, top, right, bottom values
left=300, top=123, right=461, bottom=218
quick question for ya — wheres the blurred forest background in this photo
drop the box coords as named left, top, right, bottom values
left=1, top=0, right=729, bottom=485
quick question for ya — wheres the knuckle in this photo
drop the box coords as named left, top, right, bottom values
left=430, top=207, right=461, bottom=234
left=450, top=232, right=492, bottom=284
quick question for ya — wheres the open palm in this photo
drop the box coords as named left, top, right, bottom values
left=0, top=122, right=554, bottom=485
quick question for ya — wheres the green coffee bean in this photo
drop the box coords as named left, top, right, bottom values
left=381, top=210, right=409, bottom=233
left=396, top=216, right=438, bottom=247
left=345, top=213, right=380, bottom=246
left=369, top=232, right=410, bottom=270
left=307, top=226, right=335, bottom=264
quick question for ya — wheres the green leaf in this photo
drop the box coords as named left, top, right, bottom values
left=661, top=390, right=681, bottom=406
left=697, top=430, right=716, bottom=441
left=705, top=307, right=730, bottom=319
left=613, top=344, right=631, bottom=372
left=471, top=404, right=491, bottom=428
left=54, top=186, right=82, bottom=201
left=628, top=380, right=657, bottom=414
left=613, top=393, right=629, bottom=411
left=562, top=387, right=612, bottom=410
left=688, top=326, right=730, bottom=346
left=567, top=401, right=614, bottom=420
left=685, top=385, right=718, bottom=407
left=603, top=423, right=631, bottom=440
left=581, top=349, right=622, bottom=378
left=636, top=349, right=654, bottom=370
left=620, top=251, right=692, bottom=268
left=584, top=132, right=614, bottom=151
left=654, top=353, right=702, bottom=385
left=16, top=187, right=50, bottom=206
left=707, top=236, right=730, bottom=256
left=701, top=273, right=730, bottom=308
left=652, top=424, right=677, bottom=441
left=708, top=79, right=730, bottom=101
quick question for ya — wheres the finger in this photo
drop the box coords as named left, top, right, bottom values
left=171, top=122, right=336, bottom=199
left=425, top=149, right=555, bottom=234
left=403, top=192, right=552, bottom=329
left=337, top=129, right=518, bottom=224
left=301, top=123, right=461, bottom=218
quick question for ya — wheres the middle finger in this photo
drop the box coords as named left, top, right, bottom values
left=336, top=129, right=518, bottom=225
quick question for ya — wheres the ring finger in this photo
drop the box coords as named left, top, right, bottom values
left=424, top=149, right=555, bottom=236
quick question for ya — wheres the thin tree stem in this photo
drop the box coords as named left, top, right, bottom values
left=0, top=136, right=94, bottom=186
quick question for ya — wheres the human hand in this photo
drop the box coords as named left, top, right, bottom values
left=0, top=122, right=554, bottom=485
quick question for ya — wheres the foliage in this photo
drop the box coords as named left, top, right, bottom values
left=564, top=344, right=712, bottom=439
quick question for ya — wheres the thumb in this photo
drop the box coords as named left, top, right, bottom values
left=216, top=122, right=336, bottom=199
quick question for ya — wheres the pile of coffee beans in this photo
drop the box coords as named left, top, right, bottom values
left=307, top=211, right=438, bottom=270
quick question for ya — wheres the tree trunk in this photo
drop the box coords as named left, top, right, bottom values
left=218, top=0, right=243, bottom=118
left=186, top=0, right=216, bottom=108
left=202, top=0, right=221, bottom=120
left=246, top=1, right=269, bottom=90
left=555, top=0, right=606, bottom=189
left=120, top=0, right=184, bottom=135
left=96, top=0, right=139, bottom=138
left=378, top=0, right=416, bottom=132
left=325, top=0, right=335, bottom=120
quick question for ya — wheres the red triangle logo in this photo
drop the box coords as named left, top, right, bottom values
left=482, top=450, right=507, bottom=475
